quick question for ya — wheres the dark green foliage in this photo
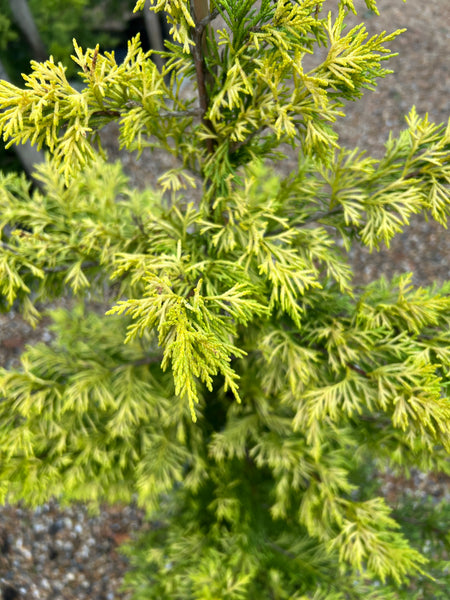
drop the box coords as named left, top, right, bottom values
left=0, top=0, right=134, bottom=79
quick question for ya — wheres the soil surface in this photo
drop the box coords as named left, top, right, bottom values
left=0, top=1, right=449, bottom=598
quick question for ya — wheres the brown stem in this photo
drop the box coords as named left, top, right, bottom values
left=266, top=207, right=345, bottom=237
left=44, top=260, right=98, bottom=274
left=192, top=0, right=209, bottom=22
left=265, top=540, right=296, bottom=560
left=403, top=169, right=422, bottom=180
left=91, top=109, right=121, bottom=118
left=92, top=107, right=203, bottom=119
left=191, top=0, right=215, bottom=154
left=197, top=8, right=220, bottom=31
left=348, top=363, right=369, bottom=378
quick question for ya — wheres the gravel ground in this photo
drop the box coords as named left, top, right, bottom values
left=0, top=502, right=146, bottom=600
left=0, top=1, right=449, bottom=598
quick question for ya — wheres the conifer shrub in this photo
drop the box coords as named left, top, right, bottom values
left=0, top=1, right=449, bottom=598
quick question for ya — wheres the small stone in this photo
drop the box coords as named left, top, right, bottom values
left=33, top=523, right=46, bottom=534
left=19, top=547, right=32, bottom=560
left=40, top=579, right=51, bottom=590
left=48, top=519, right=64, bottom=536
left=76, top=545, right=90, bottom=559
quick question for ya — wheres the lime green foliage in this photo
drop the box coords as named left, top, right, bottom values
left=0, top=1, right=449, bottom=598
left=133, top=0, right=195, bottom=52
left=0, top=1, right=404, bottom=181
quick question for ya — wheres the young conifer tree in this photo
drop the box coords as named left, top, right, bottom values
left=0, top=1, right=449, bottom=598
